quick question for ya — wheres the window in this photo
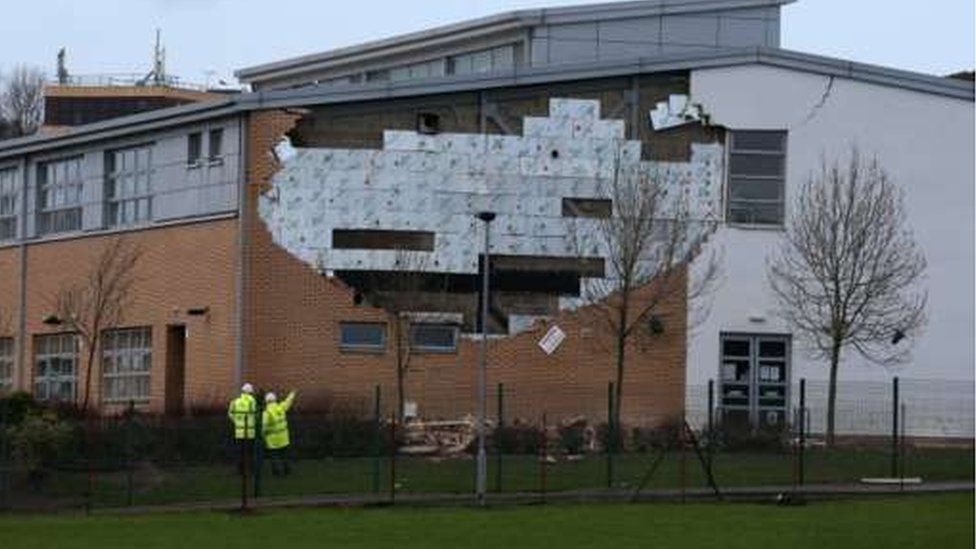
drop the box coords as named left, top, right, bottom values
left=102, top=327, right=152, bottom=403
left=449, top=45, right=517, bottom=76
left=719, top=333, right=790, bottom=429
left=34, top=333, right=78, bottom=402
left=208, top=128, right=224, bottom=162
left=390, top=60, right=446, bottom=82
left=365, top=69, right=390, bottom=82
left=0, top=337, right=13, bottom=393
left=332, top=229, right=435, bottom=251
left=187, top=132, right=202, bottom=166
left=727, top=130, right=787, bottom=225
left=105, top=144, right=153, bottom=227
left=409, top=324, right=458, bottom=353
left=562, top=197, right=612, bottom=218
left=340, top=322, right=386, bottom=351
left=0, top=168, right=17, bottom=240
left=37, top=156, right=84, bottom=234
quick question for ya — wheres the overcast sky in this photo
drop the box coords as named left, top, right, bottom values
left=0, top=0, right=972, bottom=87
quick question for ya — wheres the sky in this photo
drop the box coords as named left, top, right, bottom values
left=0, top=0, right=972, bottom=87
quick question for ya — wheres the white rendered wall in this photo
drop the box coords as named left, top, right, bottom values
left=686, top=65, right=974, bottom=434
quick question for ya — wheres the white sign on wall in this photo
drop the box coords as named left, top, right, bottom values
left=538, top=325, right=566, bottom=355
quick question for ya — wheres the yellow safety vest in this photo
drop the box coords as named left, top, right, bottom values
left=228, top=393, right=257, bottom=440
left=262, top=391, right=295, bottom=450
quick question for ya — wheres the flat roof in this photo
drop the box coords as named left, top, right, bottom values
left=234, top=0, right=793, bottom=83
left=1, top=47, right=971, bottom=160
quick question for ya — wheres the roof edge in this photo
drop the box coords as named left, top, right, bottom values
left=3, top=45, right=970, bottom=160
left=235, top=0, right=792, bottom=82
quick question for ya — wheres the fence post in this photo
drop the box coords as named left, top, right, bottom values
left=240, top=413, right=249, bottom=511
left=85, top=416, right=93, bottom=515
left=540, top=412, right=547, bottom=504
left=900, top=403, right=907, bottom=490
left=372, top=385, right=381, bottom=494
left=495, top=382, right=503, bottom=493
left=389, top=412, right=396, bottom=504
left=126, top=400, right=135, bottom=507
left=254, top=398, right=263, bottom=499
left=891, top=376, right=899, bottom=478
left=798, top=378, right=806, bottom=489
left=706, top=379, right=714, bottom=463
left=679, top=413, right=687, bottom=504
left=0, top=400, right=7, bottom=510
left=606, top=381, right=614, bottom=489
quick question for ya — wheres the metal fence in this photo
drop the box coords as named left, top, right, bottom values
left=0, top=377, right=972, bottom=512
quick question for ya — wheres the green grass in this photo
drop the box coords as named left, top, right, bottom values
left=10, top=447, right=973, bottom=509
left=1, top=494, right=972, bottom=549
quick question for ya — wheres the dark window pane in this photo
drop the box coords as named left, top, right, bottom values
left=187, top=133, right=202, bottom=163
left=732, top=131, right=785, bottom=152
left=728, top=202, right=783, bottom=225
left=340, top=323, right=385, bottom=348
left=208, top=129, right=223, bottom=159
left=410, top=324, right=457, bottom=351
left=722, top=339, right=750, bottom=357
left=729, top=178, right=783, bottom=200
left=729, top=153, right=784, bottom=177
left=759, top=340, right=787, bottom=358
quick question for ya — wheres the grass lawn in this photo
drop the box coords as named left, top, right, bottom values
left=1, top=494, right=972, bottom=549
left=12, top=447, right=973, bottom=509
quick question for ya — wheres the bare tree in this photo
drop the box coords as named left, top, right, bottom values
left=767, top=148, right=926, bottom=446
left=1, top=65, right=45, bottom=138
left=571, top=146, right=719, bottom=429
left=51, top=237, right=142, bottom=411
left=355, top=249, right=453, bottom=421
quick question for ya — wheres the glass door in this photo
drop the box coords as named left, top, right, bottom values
left=720, top=333, right=790, bottom=430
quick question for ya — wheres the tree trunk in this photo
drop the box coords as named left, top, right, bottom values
left=613, top=293, right=629, bottom=442
left=81, top=338, right=97, bottom=413
left=826, top=341, right=841, bottom=447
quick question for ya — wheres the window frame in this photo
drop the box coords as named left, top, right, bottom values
left=36, top=156, right=84, bottom=235
left=409, top=323, right=459, bottom=354
left=187, top=132, right=203, bottom=168
left=101, top=327, right=152, bottom=404
left=725, top=130, right=787, bottom=228
left=0, top=337, right=13, bottom=393
left=104, top=143, right=154, bottom=228
left=34, top=333, right=79, bottom=402
left=208, top=128, right=224, bottom=165
left=339, top=322, right=387, bottom=353
left=0, top=167, right=18, bottom=240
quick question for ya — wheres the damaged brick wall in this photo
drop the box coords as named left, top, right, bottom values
left=243, top=73, right=713, bottom=425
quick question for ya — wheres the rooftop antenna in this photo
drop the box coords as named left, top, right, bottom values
left=139, top=29, right=167, bottom=86
left=56, top=47, right=70, bottom=84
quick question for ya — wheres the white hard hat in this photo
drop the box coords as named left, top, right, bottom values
left=265, top=392, right=277, bottom=403
left=241, top=383, right=254, bottom=394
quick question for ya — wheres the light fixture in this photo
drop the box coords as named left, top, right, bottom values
left=42, top=314, right=62, bottom=326
left=186, top=307, right=210, bottom=316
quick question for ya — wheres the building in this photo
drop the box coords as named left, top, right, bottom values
left=0, top=0, right=971, bottom=435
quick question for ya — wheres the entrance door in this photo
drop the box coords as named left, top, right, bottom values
left=719, top=333, right=790, bottom=430
left=165, top=325, right=186, bottom=416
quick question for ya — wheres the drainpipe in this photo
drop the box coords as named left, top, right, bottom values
left=16, top=155, right=28, bottom=392
left=234, top=114, right=248, bottom=390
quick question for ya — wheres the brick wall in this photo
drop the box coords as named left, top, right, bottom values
left=10, top=220, right=238, bottom=412
left=244, top=107, right=688, bottom=426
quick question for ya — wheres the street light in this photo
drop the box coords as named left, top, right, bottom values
left=475, top=210, right=495, bottom=506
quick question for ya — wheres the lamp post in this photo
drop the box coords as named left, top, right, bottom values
left=475, top=211, right=495, bottom=506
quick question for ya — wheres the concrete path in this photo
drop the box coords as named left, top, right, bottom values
left=94, top=480, right=973, bottom=516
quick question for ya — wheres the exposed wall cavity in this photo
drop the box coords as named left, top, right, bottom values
left=259, top=98, right=723, bottom=332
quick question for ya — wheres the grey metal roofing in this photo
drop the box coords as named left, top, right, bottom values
left=1, top=47, right=972, bottom=160
left=234, top=0, right=794, bottom=82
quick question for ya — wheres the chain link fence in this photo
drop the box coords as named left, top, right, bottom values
left=0, top=377, right=972, bottom=512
